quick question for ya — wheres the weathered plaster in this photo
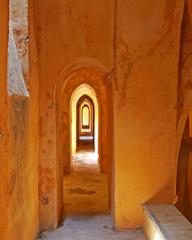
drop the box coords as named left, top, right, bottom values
left=114, top=0, right=185, bottom=229
left=1, top=0, right=40, bottom=239
left=0, top=1, right=10, bottom=239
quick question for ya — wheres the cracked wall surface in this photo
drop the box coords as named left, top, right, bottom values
left=113, top=0, right=185, bottom=229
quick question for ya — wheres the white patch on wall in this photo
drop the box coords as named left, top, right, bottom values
left=8, top=26, right=29, bottom=97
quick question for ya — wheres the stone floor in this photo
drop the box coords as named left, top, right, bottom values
left=40, top=215, right=145, bottom=240
left=39, top=152, right=145, bottom=239
left=72, top=151, right=99, bottom=172
left=63, top=151, right=109, bottom=215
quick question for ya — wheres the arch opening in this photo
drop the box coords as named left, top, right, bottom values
left=70, top=84, right=99, bottom=170
left=77, top=95, right=94, bottom=150
left=55, top=65, right=113, bottom=219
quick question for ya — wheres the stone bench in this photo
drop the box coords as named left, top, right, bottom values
left=143, top=204, right=192, bottom=240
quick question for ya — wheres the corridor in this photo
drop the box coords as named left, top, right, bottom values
left=41, top=153, right=146, bottom=239
left=1, top=1, right=192, bottom=239
left=38, top=152, right=146, bottom=239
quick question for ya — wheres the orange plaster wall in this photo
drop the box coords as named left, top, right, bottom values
left=0, top=1, right=10, bottom=239
left=0, top=0, right=39, bottom=239
left=8, top=8, right=38, bottom=240
left=113, top=0, right=184, bottom=229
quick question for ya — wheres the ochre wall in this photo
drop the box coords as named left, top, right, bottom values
left=0, top=0, right=39, bottom=239
left=113, top=0, right=185, bottom=228
left=33, top=0, right=186, bottom=230
left=0, top=1, right=10, bottom=239
left=8, top=1, right=39, bottom=238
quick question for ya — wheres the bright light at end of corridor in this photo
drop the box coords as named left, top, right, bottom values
left=154, top=232, right=161, bottom=240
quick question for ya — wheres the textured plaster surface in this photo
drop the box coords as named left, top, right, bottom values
left=113, top=0, right=185, bottom=229
left=0, top=1, right=9, bottom=239
left=1, top=0, right=40, bottom=239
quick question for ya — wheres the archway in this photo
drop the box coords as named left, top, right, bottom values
left=55, top=64, right=114, bottom=219
left=76, top=95, right=95, bottom=152
left=70, top=84, right=99, bottom=158
left=70, top=85, right=99, bottom=172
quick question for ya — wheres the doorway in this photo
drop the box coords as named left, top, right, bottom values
left=76, top=95, right=95, bottom=151
left=63, top=82, right=109, bottom=216
left=70, top=84, right=99, bottom=173
left=55, top=66, right=113, bottom=224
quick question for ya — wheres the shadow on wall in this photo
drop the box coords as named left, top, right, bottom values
left=176, top=118, right=192, bottom=223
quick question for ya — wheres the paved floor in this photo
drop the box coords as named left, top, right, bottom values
left=40, top=215, right=145, bottom=240
left=64, top=151, right=109, bottom=215
left=72, top=151, right=99, bottom=172
left=39, top=152, right=145, bottom=239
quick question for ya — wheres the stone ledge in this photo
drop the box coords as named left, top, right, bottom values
left=143, top=204, right=192, bottom=240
